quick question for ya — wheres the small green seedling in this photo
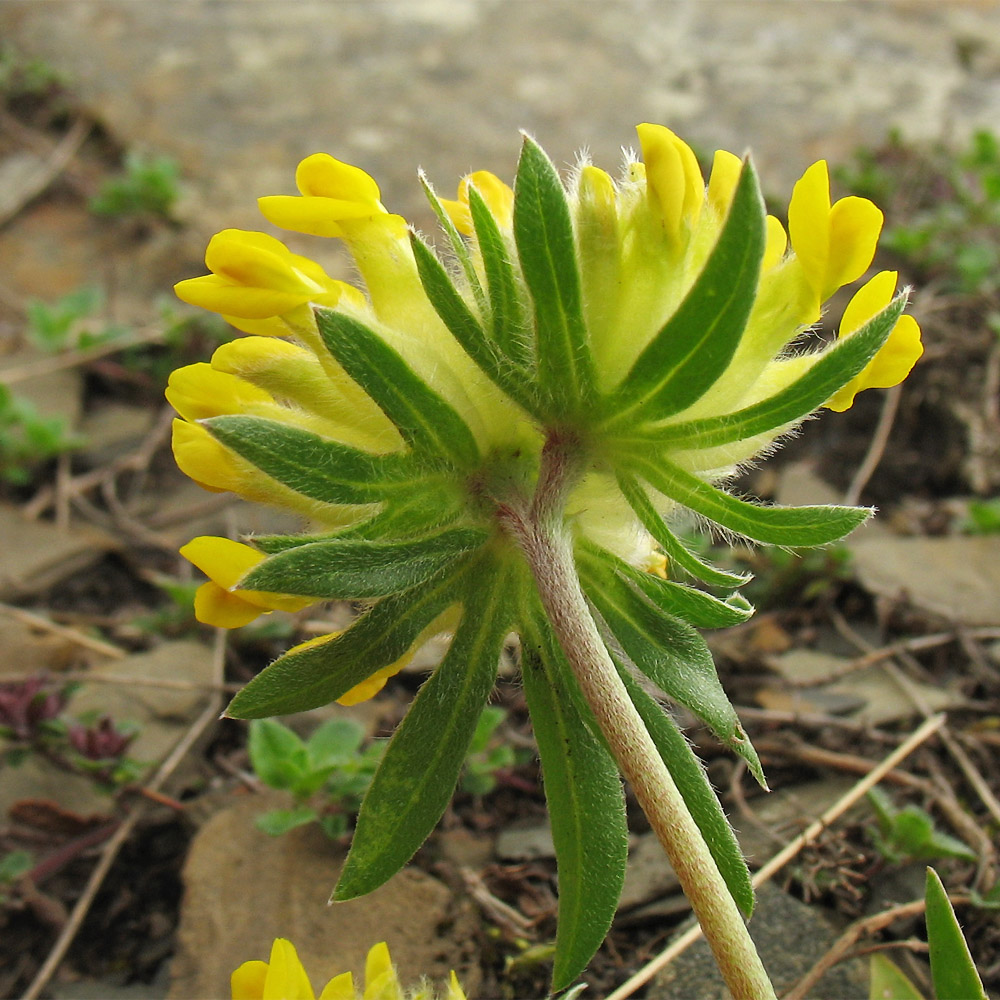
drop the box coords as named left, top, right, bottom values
left=867, top=788, right=977, bottom=865
left=925, top=867, right=987, bottom=1000
left=0, top=850, right=34, bottom=906
left=459, top=704, right=517, bottom=795
left=868, top=868, right=987, bottom=1000
left=960, top=497, right=1000, bottom=535
left=89, top=151, right=181, bottom=222
left=248, top=717, right=384, bottom=839
left=24, top=285, right=125, bottom=354
left=0, top=386, right=82, bottom=485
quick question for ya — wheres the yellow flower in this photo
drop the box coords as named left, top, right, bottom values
left=257, top=153, right=403, bottom=239
left=231, top=939, right=467, bottom=1000
left=824, top=270, right=923, bottom=412
left=180, top=536, right=315, bottom=629
left=174, top=229, right=359, bottom=321
left=439, top=170, right=515, bottom=235
left=787, top=159, right=884, bottom=311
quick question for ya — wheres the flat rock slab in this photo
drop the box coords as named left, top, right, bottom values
left=762, top=648, right=965, bottom=725
left=5, top=1, right=1000, bottom=241
left=0, top=504, right=118, bottom=600
left=168, top=790, right=481, bottom=999
left=651, top=882, right=867, bottom=999
left=69, top=640, right=215, bottom=765
left=849, top=535, right=1000, bottom=626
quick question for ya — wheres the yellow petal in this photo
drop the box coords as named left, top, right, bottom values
left=181, top=535, right=266, bottom=589
left=461, top=170, right=514, bottom=229
left=295, top=153, right=382, bottom=205
left=636, top=123, right=704, bottom=239
left=839, top=269, right=897, bottom=337
left=171, top=419, right=247, bottom=493
left=265, top=939, right=317, bottom=1000
left=166, top=363, right=274, bottom=421
left=205, top=230, right=314, bottom=294
left=318, top=972, right=356, bottom=1000
left=363, top=942, right=401, bottom=1000
left=762, top=215, right=788, bottom=271
left=259, top=195, right=372, bottom=238
left=174, top=274, right=309, bottom=320
left=825, top=271, right=923, bottom=411
left=706, top=149, right=742, bottom=219
left=787, top=159, right=832, bottom=301
left=825, top=195, right=883, bottom=296
left=221, top=315, right=292, bottom=338
left=193, top=580, right=266, bottom=628
left=231, top=960, right=270, bottom=1000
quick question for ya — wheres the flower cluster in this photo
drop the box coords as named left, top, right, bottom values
left=171, top=125, right=921, bottom=989
left=171, top=122, right=920, bottom=677
left=231, top=939, right=465, bottom=1000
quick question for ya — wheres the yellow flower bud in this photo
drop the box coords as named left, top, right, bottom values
left=636, top=123, right=704, bottom=240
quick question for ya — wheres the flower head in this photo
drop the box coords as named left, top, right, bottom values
left=231, top=939, right=466, bottom=1000
left=174, top=125, right=922, bottom=990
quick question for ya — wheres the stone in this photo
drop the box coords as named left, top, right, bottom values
left=0, top=504, right=118, bottom=600
left=168, top=790, right=481, bottom=999
left=848, top=534, right=1000, bottom=627
left=4, top=1, right=1000, bottom=241
left=650, top=882, right=867, bottom=999
left=68, top=640, right=215, bottom=766
left=619, top=830, right=681, bottom=910
left=495, top=820, right=555, bottom=861
left=0, top=614, right=81, bottom=676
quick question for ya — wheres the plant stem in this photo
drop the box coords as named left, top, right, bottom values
left=502, top=432, right=777, bottom=1000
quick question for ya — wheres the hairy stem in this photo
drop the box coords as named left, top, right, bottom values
left=502, top=432, right=776, bottom=1000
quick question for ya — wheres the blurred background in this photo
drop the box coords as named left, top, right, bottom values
left=2, top=3, right=1000, bottom=999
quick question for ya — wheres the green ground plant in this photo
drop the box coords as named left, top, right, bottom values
left=89, top=151, right=182, bottom=222
left=837, top=128, right=1000, bottom=297
left=867, top=788, right=977, bottom=866
left=248, top=706, right=520, bottom=838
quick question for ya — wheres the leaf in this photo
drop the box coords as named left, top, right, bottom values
left=255, top=805, right=318, bottom=837
left=629, top=453, right=871, bottom=547
left=315, top=307, right=481, bottom=467
left=616, top=471, right=752, bottom=588
left=334, top=565, right=513, bottom=900
left=925, top=867, right=987, bottom=1000
left=513, top=135, right=595, bottom=414
left=645, top=295, right=907, bottom=450
left=418, top=171, right=487, bottom=316
left=581, top=565, right=765, bottom=785
left=409, top=232, right=527, bottom=404
left=520, top=615, right=628, bottom=992
left=305, top=718, right=366, bottom=769
left=238, top=527, right=487, bottom=599
left=868, top=953, right=926, bottom=1000
left=467, top=184, right=532, bottom=372
left=576, top=539, right=753, bottom=629
left=247, top=719, right=308, bottom=790
left=225, top=564, right=468, bottom=719
left=603, top=159, right=765, bottom=426
left=204, top=415, right=421, bottom=505
left=614, top=658, right=754, bottom=918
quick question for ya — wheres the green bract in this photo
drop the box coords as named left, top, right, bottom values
left=170, top=128, right=921, bottom=990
